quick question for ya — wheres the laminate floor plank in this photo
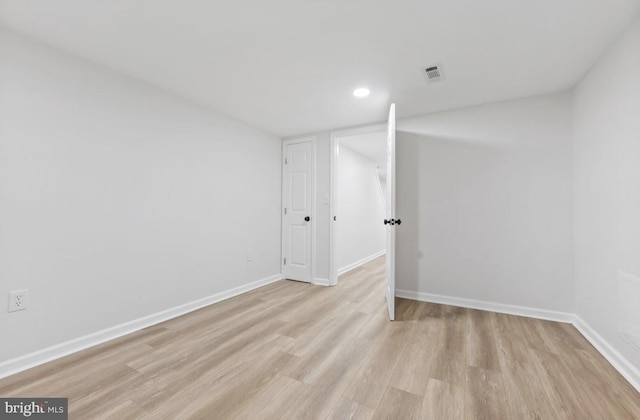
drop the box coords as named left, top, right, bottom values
left=0, top=343, right=150, bottom=398
left=282, top=310, right=370, bottom=383
left=280, top=338, right=372, bottom=420
left=341, top=321, right=414, bottom=409
left=281, top=306, right=368, bottom=358
left=421, top=378, right=465, bottom=420
left=230, top=375, right=308, bottom=420
left=128, top=320, right=289, bottom=413
left=1, top=256, right=638, bottom=419
left=327, top=398, right=375, bottom=420
left=498, top=356, right=569, bottom=420
left=490, top=312, right=531, bottom=363
left=371, top=386, right=423, bottom=420
left=466, top=309, right=500, bottom=372
left=388, top=318, right=439, bottom=397
left=427, top=306, right=467, bottom=386
left=355, top=286, right=386, bottom=315
left=464, top=366, right=505, bottom=420
left=357, top=309, right=391, bottom=342
left=571, top=347, right=640, bottom=417
left=395, top=298, right=424, bottom=323
left=148, top=350, right=298, bottom=419
left=516, top=316, right=560, bottom=354
left=70, top=367, right=152, bottom=419
left=420, top=302, right=443, bottom=320
left=0, top=328, right=165, bottom=395
left=556, top=345, right=640, bottom=419
left=126, top=315, right=287, bottom=378
left=528, top=348, right=597, bottom=419
left=93, top=399, right=149, bottom=420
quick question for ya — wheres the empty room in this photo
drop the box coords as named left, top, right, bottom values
left=1, top=0, right=640, bottom=419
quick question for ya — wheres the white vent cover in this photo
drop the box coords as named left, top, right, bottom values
left=423, top=64, right=445, bottom=83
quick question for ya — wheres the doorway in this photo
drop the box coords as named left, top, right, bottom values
left=282, top=137, right=315, bottom=283
left=330, top=104, right=397, bottom=320
left=332, top=129, right=388, bottom=280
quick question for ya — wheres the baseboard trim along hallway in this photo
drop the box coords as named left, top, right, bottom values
left=338, top=250, right=386, bottom=276
left=395, top=289, right=574, bottom=323
left=0, top=273, right=282, bottom=380
left=573, top=316, right=640, bottom=393
left=397, top=288, right=640, bottom=393
left=4, top=279, right=640, bottom=397
left=1, top=257, right=639, bottom=418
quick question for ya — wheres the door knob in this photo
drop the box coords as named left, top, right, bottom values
left=304, top=216, right=310, bottom=222
left=396, top=219, right=401, bottom=225
left=384, top=219, right=389, bottom=225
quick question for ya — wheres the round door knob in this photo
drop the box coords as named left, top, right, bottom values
left=384, top=219, right=389, bottom=225
left=396, top=219, right=401, bottom=225
left=304, top=216, right=310, bottom=222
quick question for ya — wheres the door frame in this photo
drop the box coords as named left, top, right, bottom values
left=385, top=103, right=396, bottom=321
left=329, top=124, right=386, bottom=286
left=281, top=137, right=316, bottom=284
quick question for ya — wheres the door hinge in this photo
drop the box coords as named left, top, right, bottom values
left=284, top=207, right=287, bottom=215
left=284, top=258, right=287, bottom=265
left=285, top=157, right=288, bottom=164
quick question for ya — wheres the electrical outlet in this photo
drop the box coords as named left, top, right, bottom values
left=9, top=289, right=28, bottom=312
left=247, top=251, right=253, bottom=262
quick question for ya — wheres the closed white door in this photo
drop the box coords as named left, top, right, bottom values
left=385, top=104, right=397, bottom=320
left=282, top=139, right=314, bottom=283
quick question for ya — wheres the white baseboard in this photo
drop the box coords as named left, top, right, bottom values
left=5, top=278, right=640, bottom=395
left=396, top=288, right=640, bottom=393
left=313, top=277, right=332, bottom=286
left=338, top=250, right=385, bottom=276
left=395, top=289, right=574, bottom=323
left=573, top=316, right=640, bottom=393
left=0, top=273, right=282, bottom=380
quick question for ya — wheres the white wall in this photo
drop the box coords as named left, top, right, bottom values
left=572, top=15, right=640, bottom=369
left=336, top=145, right=386, bottom=273
left=395, top=92, right=574, bottom=313
left=0, top=29, right=282, bottom=364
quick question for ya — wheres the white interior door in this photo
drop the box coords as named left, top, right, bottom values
left=282, top=139, right=314, bottom=283
left=385, top=104, right=396, bottom=320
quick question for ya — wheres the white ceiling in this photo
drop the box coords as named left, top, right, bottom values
left=1, top=0, right=639, bottom=137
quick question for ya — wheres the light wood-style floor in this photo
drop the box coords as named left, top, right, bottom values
left=2, top=257, right=640, bottom=419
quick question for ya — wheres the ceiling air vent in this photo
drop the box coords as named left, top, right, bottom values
left=423, top=64, right=445, bottom=83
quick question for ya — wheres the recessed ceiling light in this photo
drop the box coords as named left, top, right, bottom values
left=353, top=88, right=370, bottom=98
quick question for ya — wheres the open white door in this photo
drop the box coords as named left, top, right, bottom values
left=282, top=138, right=314, bottom=283
left=385, top=104, right=397, bottom=320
